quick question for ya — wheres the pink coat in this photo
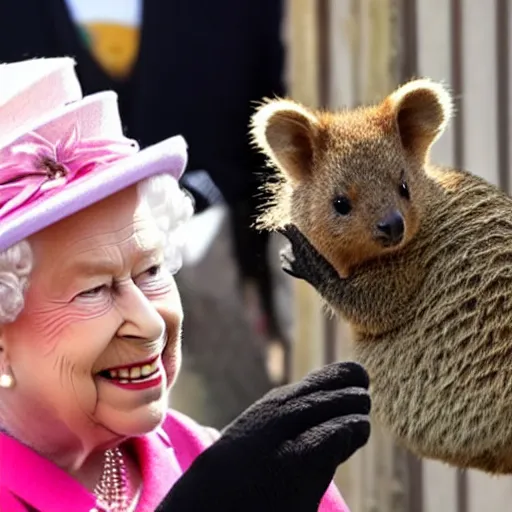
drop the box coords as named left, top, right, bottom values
left=0, top=409, right=350, bottom=511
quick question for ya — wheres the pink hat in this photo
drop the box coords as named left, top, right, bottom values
left=0, top=57, right=188, bottom=252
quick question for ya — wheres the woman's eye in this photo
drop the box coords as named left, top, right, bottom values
left=78, top=284, right=108, bottom=298
left=145, top=265, right=161, bottom=277
left=135, top=265, right=166, bottom=285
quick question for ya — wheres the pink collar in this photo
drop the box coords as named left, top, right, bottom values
left=0, top=428, right=182, bottom=512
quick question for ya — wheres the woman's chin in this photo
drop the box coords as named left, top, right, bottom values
left=96, top=397, right=169, bottom=438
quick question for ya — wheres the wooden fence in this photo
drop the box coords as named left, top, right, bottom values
left=285, top=0, right=512, bottom=510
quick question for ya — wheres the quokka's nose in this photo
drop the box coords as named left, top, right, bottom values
left=376, top=210, right=405, bottom=246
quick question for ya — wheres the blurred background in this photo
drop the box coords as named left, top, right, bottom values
left=1, top=0, right=511, bottom=510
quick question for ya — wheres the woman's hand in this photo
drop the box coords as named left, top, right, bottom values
left=156, top=360, right=371, bottom=512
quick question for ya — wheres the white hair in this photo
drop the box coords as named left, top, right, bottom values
left=0, top=174, right=194, bottom=324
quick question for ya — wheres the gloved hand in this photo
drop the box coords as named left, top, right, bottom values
left=156, top=361, right=371, bottom=512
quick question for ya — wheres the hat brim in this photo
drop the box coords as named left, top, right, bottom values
left=0, top=135, right=188, bottom=252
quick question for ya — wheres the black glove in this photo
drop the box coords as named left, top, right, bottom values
left=156, top=361, right=371, bottom=512
left=278, top=224, right=342, bottom=300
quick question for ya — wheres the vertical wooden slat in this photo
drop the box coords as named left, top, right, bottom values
left=327, top=0, right=357, bottom=110
left=398, top=0, right=417, bottom=82
left=318, top=0, right=331, bottom=109
left=467, top=474, right=512, bottom=512
left=508, top=0, right=512, bottom=189
left=497, top=0, right=510, bottom=193
left=456, top=471, right=468, bottom=512
left=365, top=0, right=395, bottom=102
left=417, top=0, right=456, bottom=165
left=453, top=3, right=468, bottom=507
left=451, top=0, right=464, bottom=173
left=453, top=27, right=466, bottom=512
left=405, top=453, right=423, bottom=512
left=460, top=0, right=499, bottom=184
left=286, top=0, right=321, bottom=108
left=323, top=317, right=338, bottom=365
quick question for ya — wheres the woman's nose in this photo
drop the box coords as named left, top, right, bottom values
left=115, top=282, right=165, bottom=342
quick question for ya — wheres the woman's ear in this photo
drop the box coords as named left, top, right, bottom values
left=384, top=79, right=454, bottom=158
left=251, top=99, right=320, bottom=185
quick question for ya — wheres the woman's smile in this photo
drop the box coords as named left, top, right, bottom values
left=97, top=355, right=163, bottom=390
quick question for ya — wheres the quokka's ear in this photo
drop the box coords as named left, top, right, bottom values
left=385, top=79, right=454, bottom=157
left=250, top=99, right=320, bottom=184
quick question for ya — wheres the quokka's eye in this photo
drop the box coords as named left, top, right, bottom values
left=399, top=170, right=410, bottom=200
left=399, top=181, right=410, bottom=200
left=333, top=196, right=352, bottom=215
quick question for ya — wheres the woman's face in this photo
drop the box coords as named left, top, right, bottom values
left=0, top=185, right=183, bottom=450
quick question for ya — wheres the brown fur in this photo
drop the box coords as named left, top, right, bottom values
left=250, top=79, right=512, bottom=474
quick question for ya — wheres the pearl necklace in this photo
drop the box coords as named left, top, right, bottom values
left=93, top=447, right=129, bottom=512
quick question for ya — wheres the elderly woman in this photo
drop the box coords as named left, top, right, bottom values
left=0, top=57, right=371, bottom=512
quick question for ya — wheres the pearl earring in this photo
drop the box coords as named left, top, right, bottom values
left=0, top=369, right=14, bottom=389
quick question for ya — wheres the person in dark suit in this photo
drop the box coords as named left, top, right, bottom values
left=0, top=0, right=288, bottom=348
